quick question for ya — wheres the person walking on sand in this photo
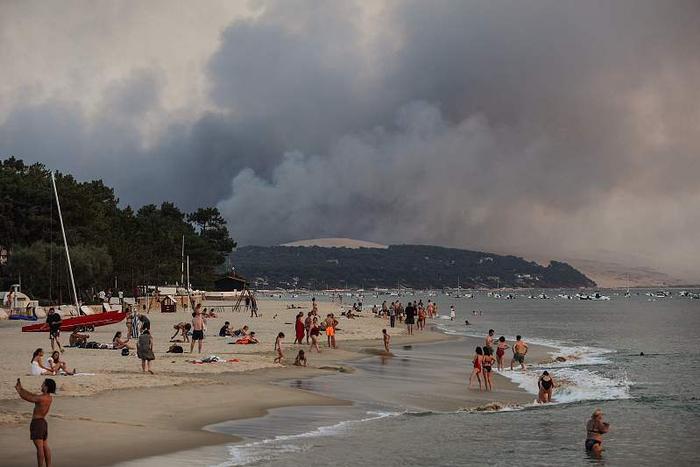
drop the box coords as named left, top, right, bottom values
left=383, top=329, right=391, bottom=353
left=469, top=346, right=483, bottom=390
left=274, top=332, right=285, bottom=364
left=510, top=335, right=529, bottom=370
left=46, top=308, right=63, bottom=353
left=404, top=302, right=415, bottom=335
left=496, top=336, right=508, bottom=371
left=538, top=370, right=556, bottom=403
left=482, top=347, right=495, bottom=391
left=190, top=307, right=205, bottom=354
left=309, top=317, right=321, bottom=353
left=137, top=329, right=155, bottom=374
left=326, top=315, right=337, bottom=349
left=16, top=377, right=56, bottom=467
left=585, top=409, right=610, bottom=458
left=449, top=305, right=456, bottom=321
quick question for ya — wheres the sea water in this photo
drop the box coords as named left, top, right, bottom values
left=118, top=290, right=700, bottom=466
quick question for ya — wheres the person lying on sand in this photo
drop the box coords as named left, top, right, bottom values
left=69, top=329, right=89, bottom=347
left=112, top=331, right=134, bottom=350
left=234, top=331, right=258, bottom=344
left=31, top=349, right=54, bottom=376
left=48, top=351, right=76, bottom=375
left=171, top=322, right=192, bottom=342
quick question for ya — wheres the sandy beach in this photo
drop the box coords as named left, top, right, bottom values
left=0, top=298, right=553, bottom=466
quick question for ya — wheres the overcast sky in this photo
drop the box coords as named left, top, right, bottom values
left=1, top=0, right=699, bottom=279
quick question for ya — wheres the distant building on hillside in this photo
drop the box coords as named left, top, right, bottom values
left=214, top=273, right=250, bottom=291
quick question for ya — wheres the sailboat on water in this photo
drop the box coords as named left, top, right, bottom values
left=22, top=172, right=127, bottom=333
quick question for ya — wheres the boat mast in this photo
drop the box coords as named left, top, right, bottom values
left=180, top=235, right=185, bottom=286
left=51, top=172, right=80, bottom=312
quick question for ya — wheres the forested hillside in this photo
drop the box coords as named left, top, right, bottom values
left=232, top=245, right=596, bottom=289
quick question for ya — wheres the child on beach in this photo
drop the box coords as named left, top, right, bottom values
left=294, top=349, right=307, bottom=367
left=481, top=347, right=494, bottom=391
left=469, top=346, right=483, bottom=390
left=274, top=332, right=285, bottom=364
left=383, top=329, right=391, bottom=353
left=137, top=329, right=155, bottom=374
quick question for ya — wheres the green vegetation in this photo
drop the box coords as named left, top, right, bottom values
left=232, top=245, right=596, bottom=289
left=0, top=157, right=236, bottom=303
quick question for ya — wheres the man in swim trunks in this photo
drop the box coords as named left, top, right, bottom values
left=16, top=377, right=55, bottom=467
left=190, top=307, right=205, bottom=353
left=510, top=335, right=529, bottom=370
left=585, top=409, right=610, bottom=457
left=485, top=329, right=495, bottom=353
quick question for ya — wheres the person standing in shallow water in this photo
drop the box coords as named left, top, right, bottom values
left=538, top=371, right=556, bottom=403
left=510, top=335, right=528, bottom=370
left=496, top=336, right=508, bottom=371
left=585, top=409, right=610, bottom=458
left=16, top=377, right=55, bottom=467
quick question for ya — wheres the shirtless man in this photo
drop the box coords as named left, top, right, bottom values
left=510, top=335, right=529, bottom=370
left=585, top=409, right=610, bottom=457
left=382, top=329, right=391, bottom=353
left=190, top=307, right=205, bottom=353
left=16, top=378, right=55, bottom=467
left=485, top=329, right=495, bottom=353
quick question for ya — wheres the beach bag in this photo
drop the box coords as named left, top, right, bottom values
left=121, top=348, right=130, bottom=356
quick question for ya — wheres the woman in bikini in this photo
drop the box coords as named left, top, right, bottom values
left=496, top=336, right=508, bottom=371
left=481, top=346, right=495, bottom=391
left=469, top=346, right=483, bottom=390
left=48, top=351, right=76, bottom=375
left=585, top=409, right=610, bottom=457
left=538, top=370, right=556, bottom=403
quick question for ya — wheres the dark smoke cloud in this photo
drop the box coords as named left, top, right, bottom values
left=1, top=0, right=699, bottom=278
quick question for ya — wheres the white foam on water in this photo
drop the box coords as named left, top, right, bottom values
left=212, top=411, right=400, bottom=467
left=435, top=323, right=631, bottom=405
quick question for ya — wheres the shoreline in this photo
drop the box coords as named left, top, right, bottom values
left=0, top=302, right=554, bottom=467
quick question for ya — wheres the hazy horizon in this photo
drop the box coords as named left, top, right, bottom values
left=1, top=0, right=698, bottom=281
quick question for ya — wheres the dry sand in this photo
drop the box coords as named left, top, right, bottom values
left=0, top=298, right=553, bottom=466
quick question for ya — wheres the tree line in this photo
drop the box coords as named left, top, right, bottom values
left=0, top=157, right=236, bottom=304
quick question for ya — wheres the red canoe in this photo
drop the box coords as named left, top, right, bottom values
left=22, top=311, right=127, bottom=332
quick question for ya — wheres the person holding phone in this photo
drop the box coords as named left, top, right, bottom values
left=16, top=378, right=56, bottom=467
